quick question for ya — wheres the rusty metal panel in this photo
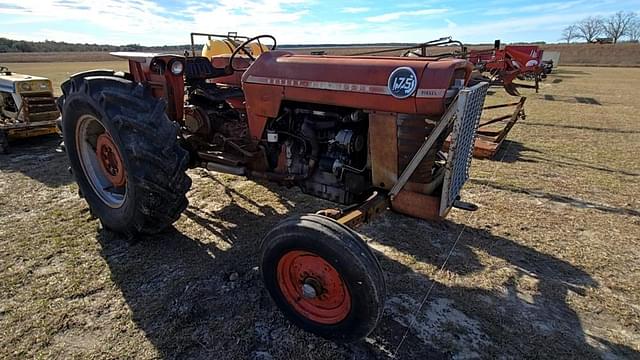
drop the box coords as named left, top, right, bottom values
left=397, top=114, right=440, bottom=185
left=369, top=112, right=398, bottom=190
left=391, top=190, right=441, bottom=220
left=471, top=137, right=500, bottom=159
left=242, top=83, right=283, bottom=139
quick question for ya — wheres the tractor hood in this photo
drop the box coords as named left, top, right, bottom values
left=0, top=72, right=49, bottom=83
left=0, top=72, right=52, bottom=93
left=242, top=51, right=472, bottom=116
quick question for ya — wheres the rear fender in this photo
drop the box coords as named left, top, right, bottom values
left=110, top=52, right=185, bottom=122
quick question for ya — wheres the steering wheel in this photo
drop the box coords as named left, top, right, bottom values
left=228, top=35, right=277, bottom=72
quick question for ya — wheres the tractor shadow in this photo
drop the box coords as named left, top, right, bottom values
left=549, top=69, right=591, bottom=79
left=535, top=94, right=602, bottom=105
left=94, top=176, right=638, bottom=359
left=518, top=121, right=640, bottom=134
left=357, top=212, right=638, bottom=359
left=493, top=139, right=639, bottom=177
left=95, top=200, right=289, bottom=359
left=0, top=134, right=72, bottom=187
left=474, top=140, right=640, bottom=218
left=469, top=178, right=640, bottom=218
left=95, top=178, right=355, bottom=359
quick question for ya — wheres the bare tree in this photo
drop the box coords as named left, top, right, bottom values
left=603, top=11, right=637, bottom=43
left=560, top=24, right=579, bottom=43
left=628, top=18, right=640, bottom=42
left=576, top=16, right=604, bottom=42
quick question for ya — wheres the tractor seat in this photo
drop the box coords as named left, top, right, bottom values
left=184, top=56, right=228, bottom=81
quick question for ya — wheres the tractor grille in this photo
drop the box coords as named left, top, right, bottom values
left=440, top=82, right=489, bottom=216
left=22, top=92, right=60, bottom=122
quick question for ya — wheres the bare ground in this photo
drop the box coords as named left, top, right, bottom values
left=0, top=66, right=639, bottom=359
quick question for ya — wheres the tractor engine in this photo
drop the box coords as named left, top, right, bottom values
left=264, top=106, right=369, bottom=203
left=182, top=84, right=370, bottom=203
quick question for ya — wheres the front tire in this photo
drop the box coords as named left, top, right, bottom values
left=260, top=214, right=385, bottom=342
left=60, top=73, right=191, bottom=236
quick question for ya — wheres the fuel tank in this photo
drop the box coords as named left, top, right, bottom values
left=242, top=50, right=472, bottom=117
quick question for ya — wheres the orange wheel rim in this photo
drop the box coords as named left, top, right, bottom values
left=96, top=133, right=126, bottom=187
left=277, top=250, right=351, bottom=324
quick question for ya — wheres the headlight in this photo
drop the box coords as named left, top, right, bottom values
left=170, top=60, right=184, bottom=76
left=20, top=82, right=32, bottom=91
left=39, top=82, right=50, bottom=90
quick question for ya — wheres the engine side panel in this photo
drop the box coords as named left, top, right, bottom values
left=369, top=112, right=398, bottom=189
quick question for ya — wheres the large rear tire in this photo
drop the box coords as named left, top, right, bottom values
left=59, top=72, right=191, bottom=236
left=260, top=214, right=385, bottom=342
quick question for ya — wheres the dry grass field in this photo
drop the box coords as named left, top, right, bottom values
left=0, top=52, right=120, bottom=63
left=2, top=43, right=638, bottom=66
left=0, top=62, right=639, bottom=359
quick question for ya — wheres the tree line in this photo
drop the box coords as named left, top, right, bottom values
left=561, top=11, right=639, bottom=44
left=0, top=38, right=191, bottom=53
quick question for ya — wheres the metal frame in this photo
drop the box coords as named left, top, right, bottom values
left=473, top=97, right=526, bottom=159
left=350, top=37, right=466, bottom=58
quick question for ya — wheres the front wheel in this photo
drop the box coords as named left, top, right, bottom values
left=59, top=72, right=191, bottom=236
left=260, top=214, right=385, bottom=342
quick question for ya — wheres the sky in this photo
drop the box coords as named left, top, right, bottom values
left=0, top=0, right=639, bottom=46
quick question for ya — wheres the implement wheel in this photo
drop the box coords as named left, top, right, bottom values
left=260, top=214, right=385, bottom=342
left=59, top=72, right=191, bottom=236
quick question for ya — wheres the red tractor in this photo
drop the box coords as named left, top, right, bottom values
left=468, top=41, right=546, bottom=96
left=57, top=32, right=489, bottom=342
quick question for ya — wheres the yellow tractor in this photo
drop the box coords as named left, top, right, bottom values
left=0, top=65, right=60, bottom=153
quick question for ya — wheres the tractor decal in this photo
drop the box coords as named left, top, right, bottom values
left=416, top=88, right=447, bottom=98
left=387, top=66, right=418, bottom=99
